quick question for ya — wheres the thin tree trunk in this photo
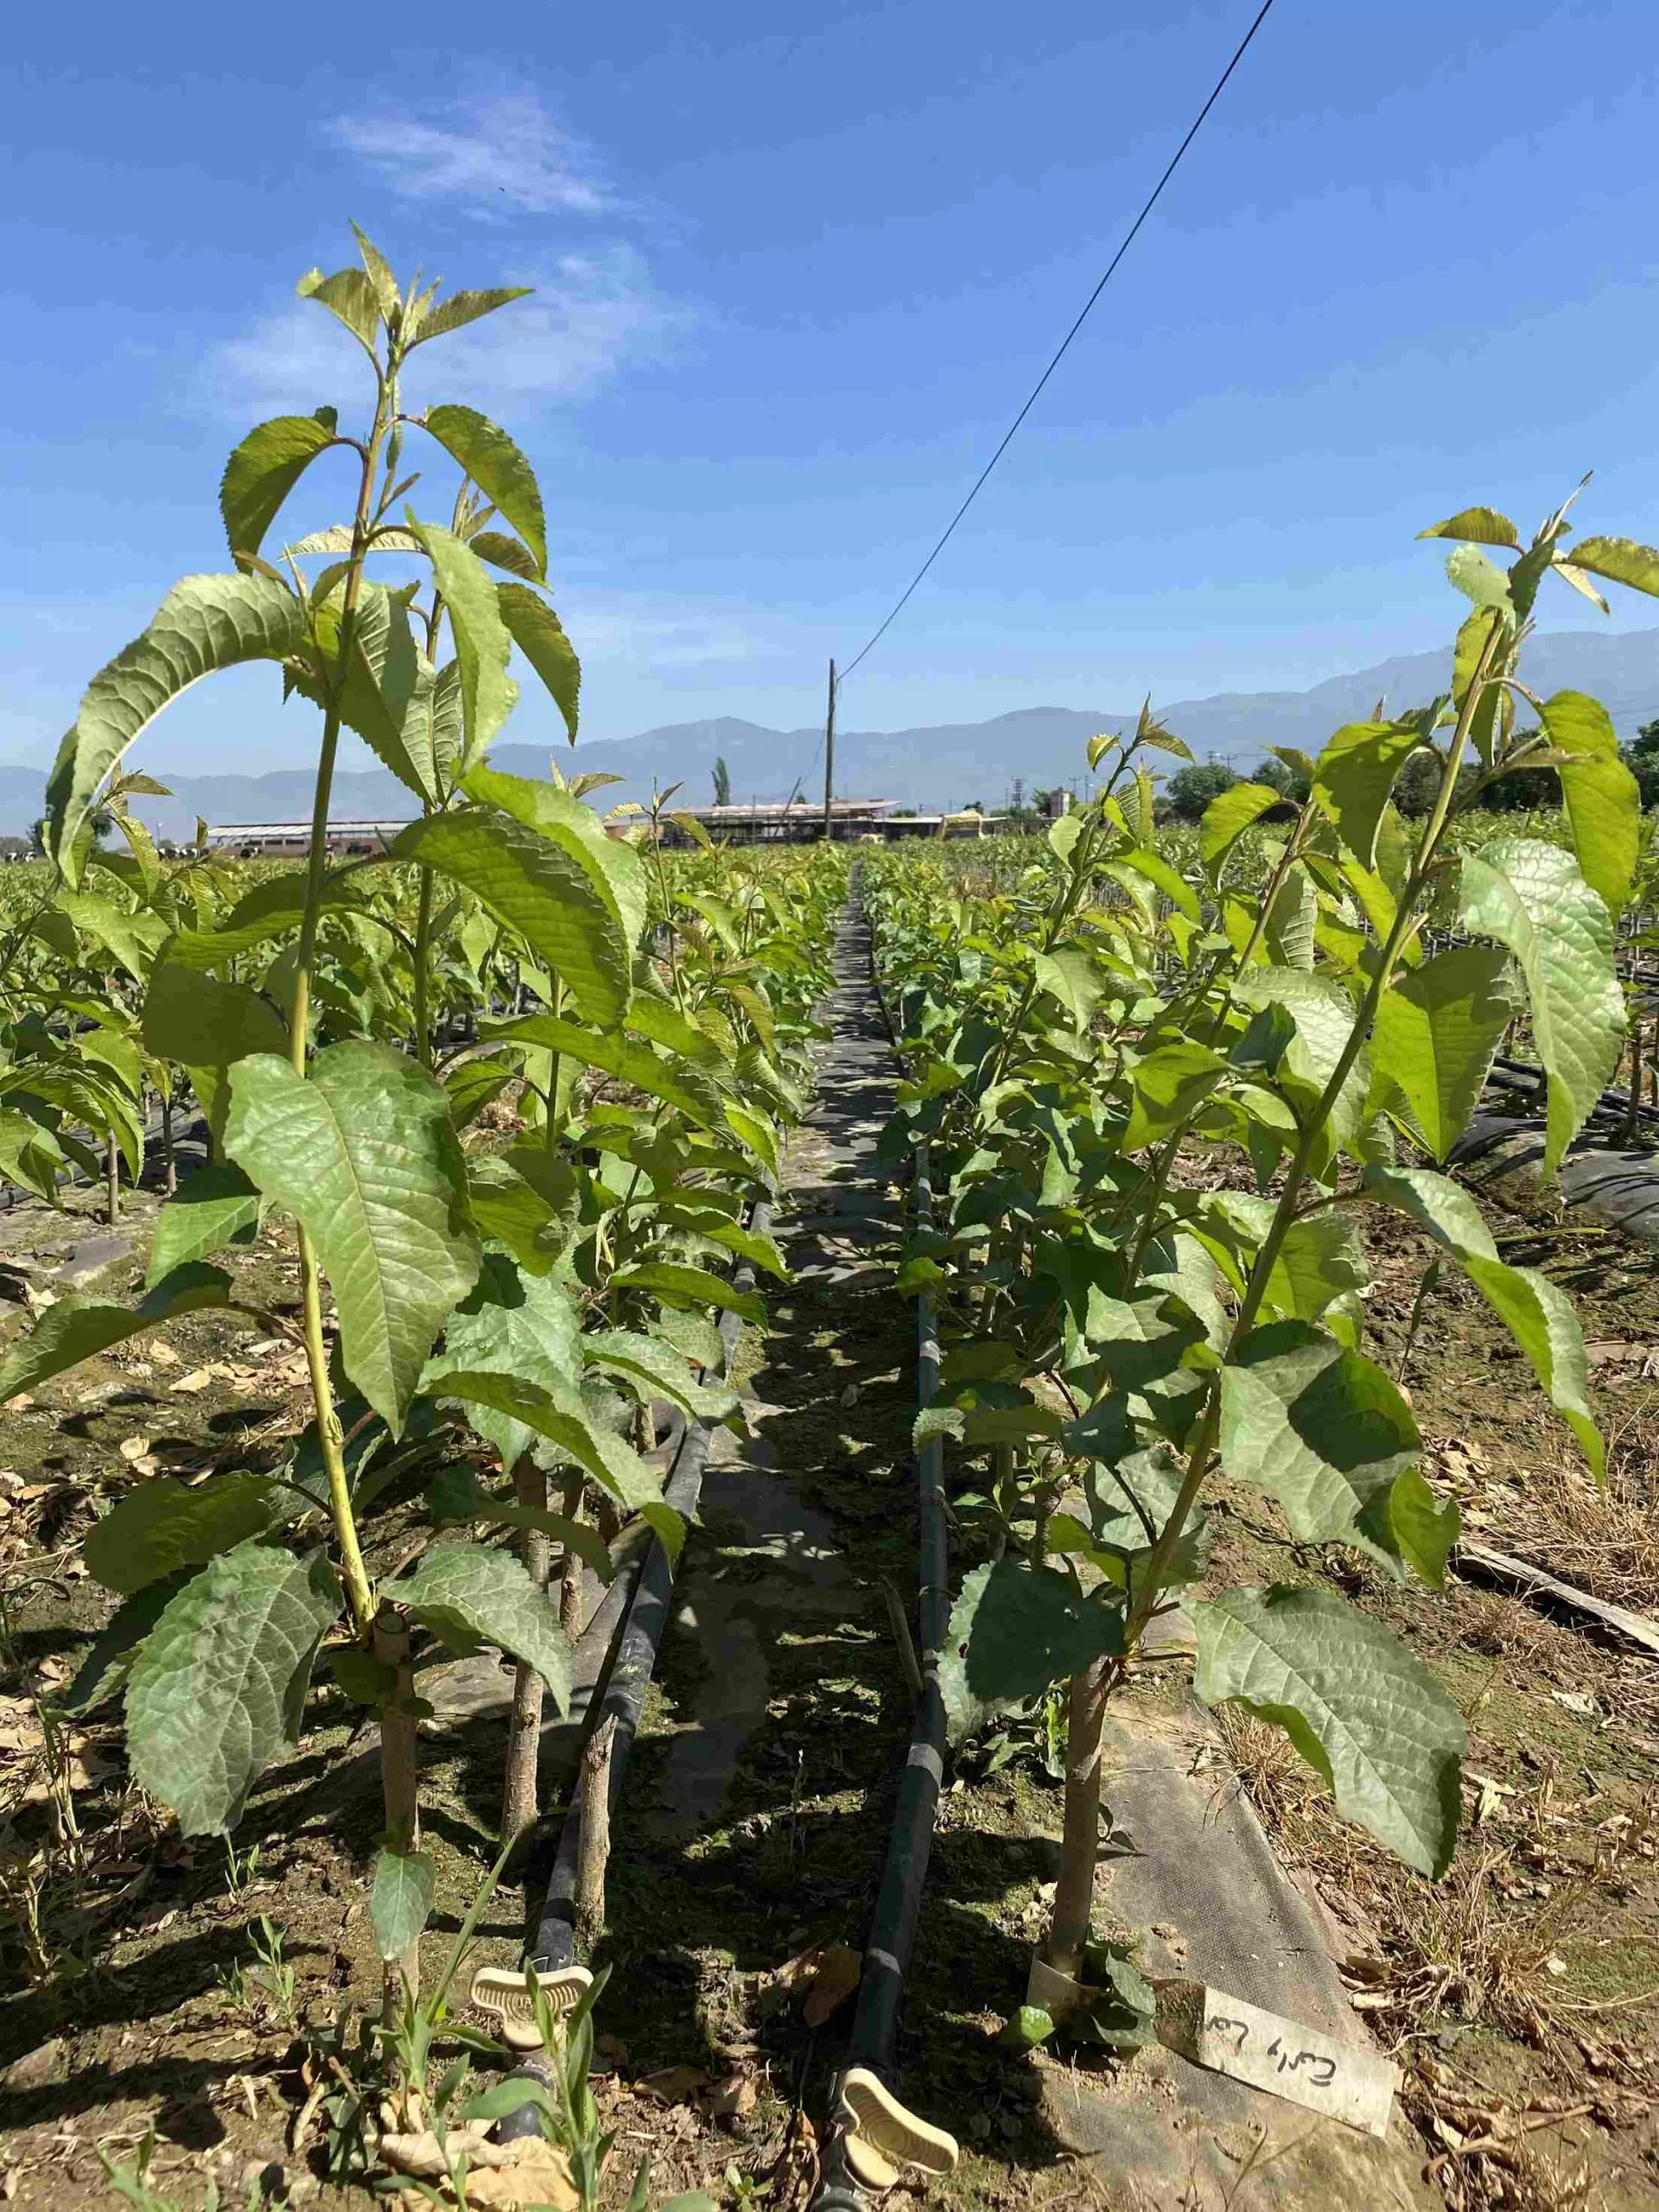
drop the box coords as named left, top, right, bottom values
left=560, top=1473, right=585, bottom=1641
left=1044, top=1656, right=1112, bottom=1980
left=161, top=1096, right=176, bottom=1196
left=105, top=1137, right=119, bottom=1225
left=1624, top=1015, right=1646, bottom=1147
left=374, top=1604, right=421, bottom=2021
left=500, top=1456, right=551, bottom=1847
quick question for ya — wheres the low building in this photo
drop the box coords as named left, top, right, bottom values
left=206, top=819, right=415, bottom=861
left=656, top=798, right=1013, bottom=847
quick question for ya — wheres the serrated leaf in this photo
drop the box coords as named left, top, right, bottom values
left=125, top=1542, right=342, bottom=1835
left=1033, top=947, right=1104, bottom=1029
left=159, top=871, right=363, bottom=971
left=470, top=530, right=542, bottom=582
left=424, top=406, right=547, bottom=580
left=1311, top=722, right=1425, bottom=869
left=298, top=264, right=380, bottom=351
left=1445, top=544, right=1513, bottom=613
left=421, top=1253, right=579, bottom=1464
left=1219, top=1321, right=1421, bottom=1568
left=467, top=763, right=646, bottom=943
left=1192, top=1584, right=1465, bottom=1874
left=1457, top=838, right=1624, bottom=1176
left=1233, top=969, right=1371, bottom=1173
left=1370, top=944, right=1520, bottom=1161
left=1417, top=505, right=1520, bottom=548
left=940, top=1560, right=1123, bottom=1739
left=1199, top=783, right=1280, bottom=876
left=486, top=1015, right=721, bottom=1128
left=225, top=1044, right=480, bottom=1433
left=407, top=287, right=532, bottom=348
left=0, top=1262, right=232, bottom=1399
left=62, top=1572, right=193, bottom=1715
left=430, top=1370, right=664, bottom=1511
left=429, top=1465, right=615, bottom=1579
left=397, top=817, right=632, bottom=1031
left=465, top=1149, right=577, bottom=1274
left=608, top=1261, right=766, bottom=1324
left=219, top=416, right=337, bottom=560
left=295, top=582, right=434, bottom=803
left=581, top=1329, right=739, bottom=1424
left=404, top=519, right=515, bottom=768
left=1561, top=535, right=1659, bottom=598
left=86, top=1472, right=279, bottom=1595
left=371, top=1847, right=435, bottom=1962
left=397, top=1540, right=569, bottom=1710
left=1124, top=1041, right=1227, bottom=1151
left=1538, top=690, right=1639, bottom=915
left=47, top=575, right=303, bottom=884
left=497, top=583, right=580, bottom=742
left=1360, top=1165, right=1602, bottom=1474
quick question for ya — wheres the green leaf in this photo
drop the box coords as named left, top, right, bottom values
left=1386, top=1466, right=1459, bottom=1591
left=421, top=1253, right=579, bottom=1464
left=1263, top=1211, right=1371, bottom=1324
left=444, top=1053, right=518, bottom=1133
left=1538, top=690, right=1640, bottom=915
left=0, top=1262, right=232, bottom=1400
left=225, top=1044, right=480, bottom=1433
left=429, top=1465, right=615, bottom=1580
left=1232, top=969, right=1370, bottom=1173
left=407, top=288, right=531, bottom=348
left=47, top=575, right=303, bottom=884
left=1199, top=783, right=1280, bottom=876
left=1192, top=1584, right=1465, bottom=1875
left=159, top=871, right=363, bottom=972
left=423, top=405, right=548, bottom=579
left=1124, top=1041, right=1227, bottom=1151
left=397, top=1540, right=569, bottom=1712
left=330, top=1647, right=397, bottom=1705
left=608, top=1261, right=766, bottom=1325
left=1033, top=947, right=1104, bottom=1029
left=142, top=958, right=289, bottom=1095
left=1417, top=505, right=1520, bottom=548
left=1560, top=535, right=1659, bottom=598
left=465, top=1149, right=577, bottom=1274
left=125, top=1542, right=342, bottom=1835
left=582, top=1329, right=739, bottom=1424
left=466, top=764, right=647, bottom=945
left=1219, top=1321, right=1422, bottom=1567
left=1359, top=1164, right=1602, bottom=1474
left=941, top=1560, right=1122, bottom=1739
left=62, top=1572, right=193, bottom=1716
left=351, top=224, right=399, bottom=316
left=486, top=1016, right=722, bottom=1128
left=296, top=582, right=433, bottom=803
left=404, top=519, right=515, bottom=768
left=297, top=264, right=381, bottom=353
left=430, top=1370, right=664, bottom=1511
left=86, top=1472, right=279, bottom=1595
left=219, top=416, right=337, bottom=560
left=397, top=817, right=632, bottom=1031
left=371, top=1847, right=435, bottom=1962
left=1110, top=846, right=1199, bottom=920
left=999, top=2005, right=1056, bottom=2050
left=496, top=585, right=580, bottom=742
left=1457, top=838, right=1624, bottom=1175
left=1311, top=722, right=1425, bottom=869
left=470, top=530, right=543, bottom=582
left=1444, top=544, right=1513, bottom=613
left=1370, top=944, right=1520, bottom=1161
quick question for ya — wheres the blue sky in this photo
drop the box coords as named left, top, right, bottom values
left=4, top=0, right=1659, bottom=786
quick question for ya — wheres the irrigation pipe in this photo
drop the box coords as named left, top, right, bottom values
left=491, top=1196, right=772, bottom=2143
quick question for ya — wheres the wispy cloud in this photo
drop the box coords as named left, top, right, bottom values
left=327, top=92, right=609, bottom=218
left=210, top=246, right=686, bottom=418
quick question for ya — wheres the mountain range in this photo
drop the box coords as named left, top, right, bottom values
left=10, top=625, right=1659, bottom=840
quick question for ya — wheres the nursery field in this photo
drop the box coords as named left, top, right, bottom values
left=6, top=236, right=1659, bottom=2212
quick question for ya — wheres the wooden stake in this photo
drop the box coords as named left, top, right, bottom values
left=500, top=1455, right=551, bottom=1847
left=374, top=1604, right=422, bottom=2020
left=575, top=1714, right=617, bottom=1954
left=822, top=658, right=836, bottom=845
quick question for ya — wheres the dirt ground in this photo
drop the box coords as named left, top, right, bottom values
left=3, top=1099, right=1659, bottom=2210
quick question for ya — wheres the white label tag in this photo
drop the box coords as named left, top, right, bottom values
left=1189, top=1988, right=1397, bottom=2138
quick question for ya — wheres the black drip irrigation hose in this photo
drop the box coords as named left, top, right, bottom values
left=493, top=1196, right=772, bottom=2143
left=812, top=918, right=956, bottom=2208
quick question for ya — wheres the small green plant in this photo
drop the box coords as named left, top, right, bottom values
left=220, top=1915, right=299, bottom=2031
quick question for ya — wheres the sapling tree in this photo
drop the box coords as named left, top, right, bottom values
left=0, top=232, right=821, bottom=2016
left=875, top=492, right=1647, bottom=2037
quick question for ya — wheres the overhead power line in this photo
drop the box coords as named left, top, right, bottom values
left=835, top=0, right=1279, bottom=691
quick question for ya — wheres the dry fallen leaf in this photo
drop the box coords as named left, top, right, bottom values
left=706, top=2074, right=758, bottom=2125
left=118, top=1436, right=151, bottom=1464
left=803, top=1943, right=861, bottom=2027
left=171, top=1369, right=213, bottom=1395
left=149, top=1343, right=179, bottom=1368
left=466, top=2143, right=581, bottom=2211
left=3, top=1395, right=31, bottom=1412
left=639, top=2064, right=710, bottom=2106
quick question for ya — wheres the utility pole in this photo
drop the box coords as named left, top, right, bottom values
left=822, top=658, right=836, bottom=845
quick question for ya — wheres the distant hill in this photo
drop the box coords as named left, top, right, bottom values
left=12, top=626, right=1659, bottom=840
